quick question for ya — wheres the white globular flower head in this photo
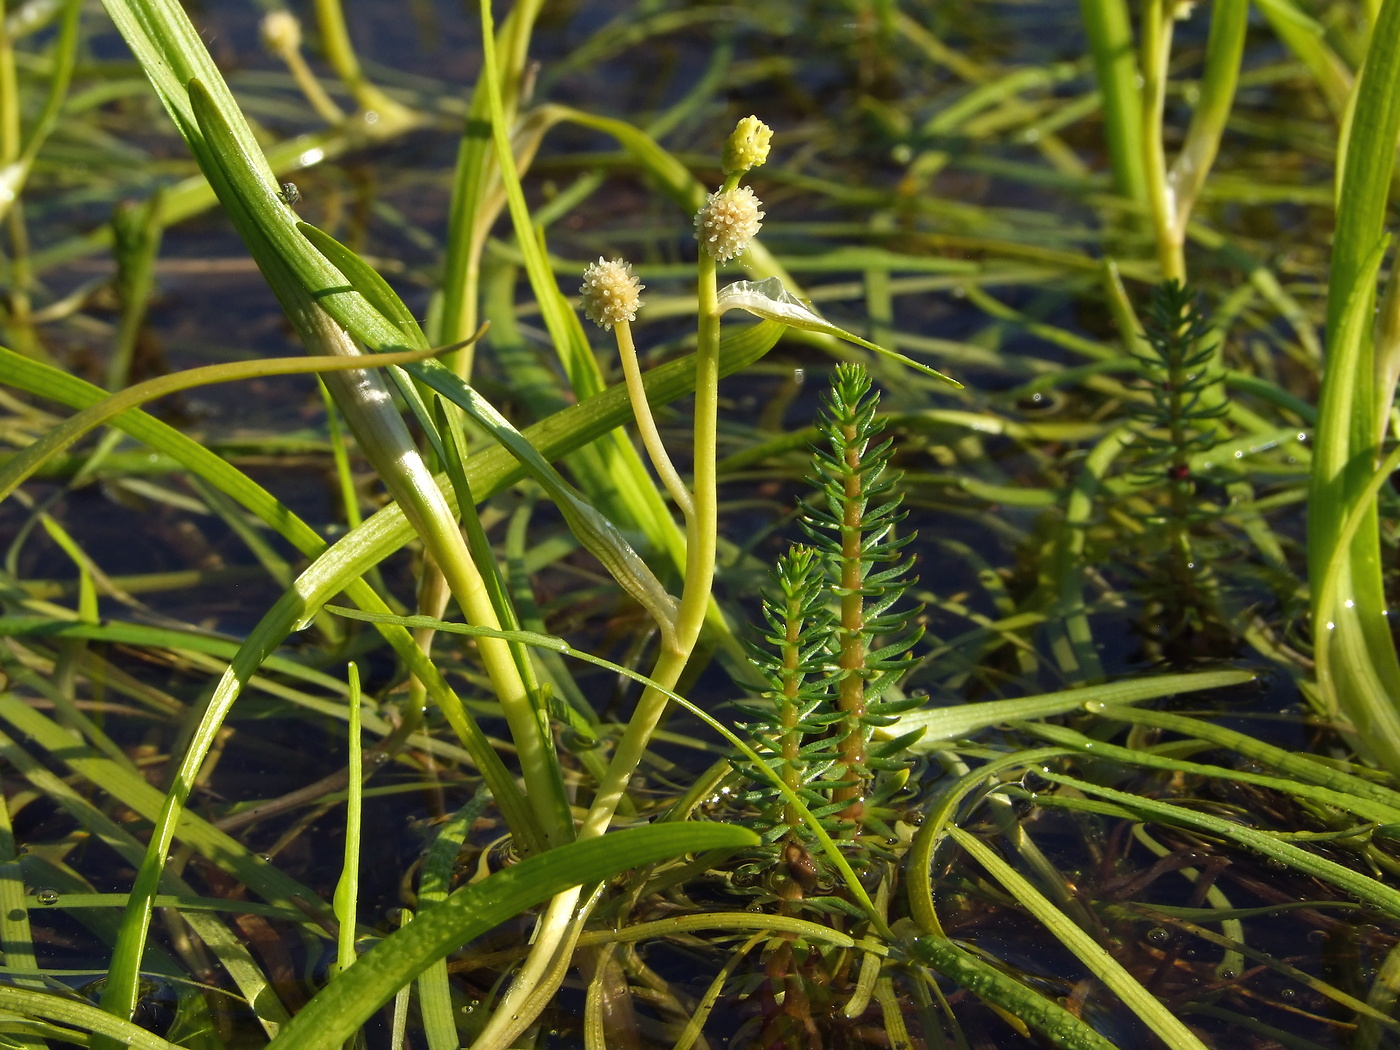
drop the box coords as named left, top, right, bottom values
left=694, top=186, right=765, bottom=263
left=722, top=116, right=772, bottom=175
left=580, top=257, right=644, bottom=331
left=260, top=11, right=303, bottom=54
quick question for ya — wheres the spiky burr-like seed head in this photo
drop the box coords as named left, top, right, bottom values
left=694, top=186, right=765, bottom=263
left=260, top=11, right=302, bottom=54
left=580, top=258, right=644, bottom=331
left=722, top=116, right=772, bottom=175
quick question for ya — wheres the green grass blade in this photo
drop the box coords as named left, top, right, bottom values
left=949, top=826, right=1209, bottom=1049
left=415, top=790, right=492, bottom=1050
left=1044, top=770, right=1400, bottom=918
left=0, top=788, right=42, bottom=992
left=896, top=669, right=1254, bottom=748
left=1310, top=239, right=1400, bottom=772
left=0, top=987, right=186, bottom=1050
left=0, top=726, right=293, bottom=1033
left=1253, top=0, right=1352, bottom=115
left=1079, top=0, right=1147, bottom=205
left=264, top=824, right=757, bottom=1050
left=1088, top=704, right=1400, bottom=809
left=0, top=346, right=439, bottom=504
left=332, top=664, right=364, bottom=976
left=909, top=936, right=1120, bottom=1050
left=0, top=697, right=324, bottom=913
left=1308, top=0, right=1400, bottom=772
left=1023, top=720, right=1400, bottom=823
left=1169, top=0, right=1248, bottom=220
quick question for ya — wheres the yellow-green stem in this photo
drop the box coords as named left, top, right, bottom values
left=578, top=253, right=721, bottom=840
left=1141, top=0, right=1185, bottom=283
left=0, top=11, right=18, bottom=165
left=310, top=0, right=412, bottom=121
left=311, top=315, right=570, bottom=850
left=615, top=317, right=694, bottom=519
left=276, top=41, right=346, bottom=125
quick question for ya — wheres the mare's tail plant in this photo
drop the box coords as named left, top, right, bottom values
left=1126, top=280, right=1228, bottom=654
left=799, top=363, right=924, bottom=828
left=735, top=365, right=924, bottom=882
left=733, top=546, right=845, bottom=862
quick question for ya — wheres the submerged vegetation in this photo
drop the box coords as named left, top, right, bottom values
left=4, top=0, right=1400, bottom=1047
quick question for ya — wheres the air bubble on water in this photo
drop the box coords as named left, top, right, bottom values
left=257, top=854, right=273, bottom=863
left=34, top=888, right=59, bottom=906
left=461, top=1001, right=478, bottom=1015
left=1146, top=926, right=1170, bottom=946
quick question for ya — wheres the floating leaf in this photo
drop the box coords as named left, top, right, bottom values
left=716, top=276, right=961, bottom=387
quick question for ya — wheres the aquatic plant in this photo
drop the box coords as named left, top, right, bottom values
left=5, top=1, right=1400, bottom=1049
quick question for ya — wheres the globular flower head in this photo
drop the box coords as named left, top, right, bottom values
left=722, top=116, right=772, bottom=175
left=260, top=11, right=303, bottom=54
left=580, top=257, right=644, bottom=330
left=694, top=186, right=765, bottom=263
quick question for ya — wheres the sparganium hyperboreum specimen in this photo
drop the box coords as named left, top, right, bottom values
left=580, top=257, right=644, bottom=330
left=723, top=115, right=773, bottom=175
left=694, top=186, right=765, bottom=263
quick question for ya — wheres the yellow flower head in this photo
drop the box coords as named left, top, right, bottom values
left=722, top=116, right=772, bottom=175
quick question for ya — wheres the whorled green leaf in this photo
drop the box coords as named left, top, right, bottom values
left=264, top=823, right=757, bottom=1050
left=716, top=277, right=961, bottom=386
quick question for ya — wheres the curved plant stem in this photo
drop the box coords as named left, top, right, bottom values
left=615, top=317, right=694, bottom=519
left=468, top=233, right=725, bottom=1050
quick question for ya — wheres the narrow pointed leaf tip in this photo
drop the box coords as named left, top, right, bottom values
left=716, top=277, right=962, bottom=387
